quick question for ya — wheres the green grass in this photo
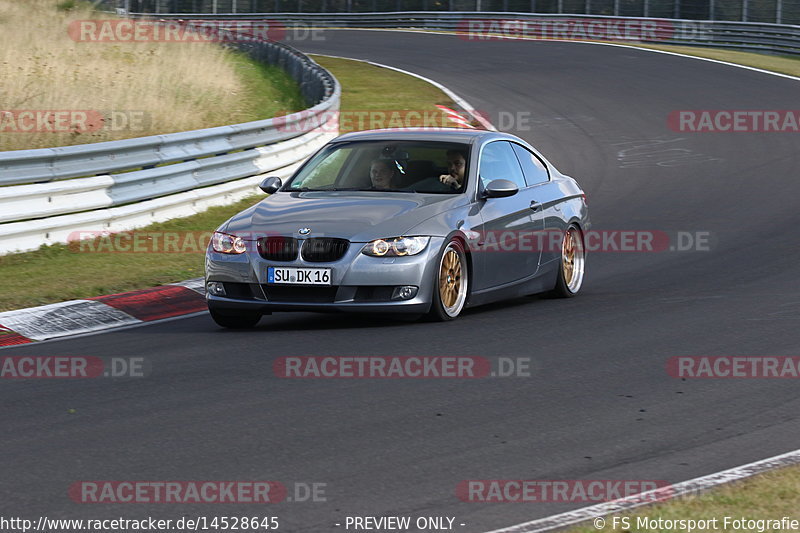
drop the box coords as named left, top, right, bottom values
left=225, top=50, right=307, bottom=126
left=566, top=464, right=800, bottom=533
left=311, top=55, right=455, bottom=112
left=0, top=56, right=456, bottom=312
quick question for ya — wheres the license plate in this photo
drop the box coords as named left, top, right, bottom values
left=267, top=267, right=331, bottom=285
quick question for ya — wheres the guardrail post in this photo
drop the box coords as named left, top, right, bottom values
left=233, top=0, right=237, bottom=13
left=742, top=0, right=749, bottom=21
left=212, top=0, right=218, bottom=14
left=643, top=0, right=649, bottom=16
left=613, top=0, right=619, bottom=15
left=530, top=0, right=535, bottom=11
left=584, top=0, right=590, bottom=14
left=557, top=0, right=562, bottom=13
left=709, top=0, right=714, bottom=19
left=673, top=0, right=680, bottom=19
left=776, top=0, right=782, bottom=23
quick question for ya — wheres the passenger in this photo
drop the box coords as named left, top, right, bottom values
left=369, top=159, right=399, bottom=189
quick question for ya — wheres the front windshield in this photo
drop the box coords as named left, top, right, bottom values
left=285, top=140, right=471, bottom=194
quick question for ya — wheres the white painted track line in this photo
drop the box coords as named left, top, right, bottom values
left=483, top=448, right=800, bottom=533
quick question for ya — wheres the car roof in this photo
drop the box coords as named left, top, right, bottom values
left=332, top=128, right=511, bottom=144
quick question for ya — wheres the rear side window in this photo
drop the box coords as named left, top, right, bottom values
left=511, top=143, right=550, bottom=185
left=479, top=141, right=527, bottom=190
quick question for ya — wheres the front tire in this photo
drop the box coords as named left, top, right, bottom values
left=551, top=224, right=585, bottom=298
left=209, top=307, right=262, bottom=329
left=427, top=239, right=469, bottom=321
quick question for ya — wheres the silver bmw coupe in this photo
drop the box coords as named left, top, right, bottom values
left=205, top=128, right=590, bottom=327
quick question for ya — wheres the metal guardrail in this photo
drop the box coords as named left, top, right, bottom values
left=143, top=11, right=800, bottom=55
left=0, top=37, right=340, bottom=254
left=103, top=0, right=800, bottom=26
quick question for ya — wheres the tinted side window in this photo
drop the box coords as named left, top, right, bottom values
left=479, top=141, right=527, bottom=190
left=511, top=143, right=550, bottom=186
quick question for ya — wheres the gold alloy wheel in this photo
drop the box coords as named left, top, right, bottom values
left=561, top=226, right=585, bottom=293
left=437, top=242, right=467, bottom=317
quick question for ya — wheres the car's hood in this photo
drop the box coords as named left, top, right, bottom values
left=223, top=191, right=466, bottom=242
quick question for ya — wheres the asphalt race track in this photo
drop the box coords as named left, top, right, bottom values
left=2, top=30, right=800, bottom=532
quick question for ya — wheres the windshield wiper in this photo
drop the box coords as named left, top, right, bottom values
left=290, top=187, right=416, bottom=193
left=353, top=188, right=416, bottom=193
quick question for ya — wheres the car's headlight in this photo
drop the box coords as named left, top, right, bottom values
left=362, top=236, right=430, bottom=257
left=211, top=231, right=247, bottom=254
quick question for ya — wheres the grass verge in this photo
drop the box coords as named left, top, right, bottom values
left=0, top=0, right=304, bottom=151
left=311, top=55, right=457, bottom=118
left=0, top=56, right=456, bottom=312
left=567, top=464, right=800, bottom=533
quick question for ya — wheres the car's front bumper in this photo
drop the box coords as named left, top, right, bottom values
left=204, top=237, right=444, bottom=315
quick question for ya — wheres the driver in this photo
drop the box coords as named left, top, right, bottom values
left=438, top=150, right=467, bottom=190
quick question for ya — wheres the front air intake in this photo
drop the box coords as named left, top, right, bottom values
left=301, top=238, right=350, bottom=262
left=257, top=236, right=299, bottom=262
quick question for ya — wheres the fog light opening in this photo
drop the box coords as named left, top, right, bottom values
left=207, top=281, right=226, bottom=296
left=391, top=286, right=418, bottom=301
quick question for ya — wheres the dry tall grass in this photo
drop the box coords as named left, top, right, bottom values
left=0, top=0, right=296, bottom=151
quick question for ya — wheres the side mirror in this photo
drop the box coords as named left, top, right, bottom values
left=483, top=179, right=519, bottom=199
left=259, top=176, right=282, bottom=194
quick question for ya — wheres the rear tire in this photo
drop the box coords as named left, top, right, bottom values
left=551, top=224, right=585, bottom=298
left=209, top=308, right=262, bottom=329
left=427, top=239, right=469, bottom=321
